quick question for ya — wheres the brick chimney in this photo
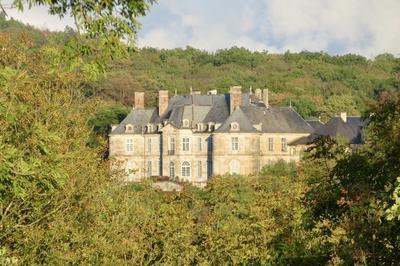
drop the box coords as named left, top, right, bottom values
left=340, top=112, right=347, bottom=122
left=230, top=86, right=242, bottom=114
left=158, top=90, right=169, bottom=116
left=134, top=92, right=144, bottom=109
left=263, top=89, right=269, bottom=108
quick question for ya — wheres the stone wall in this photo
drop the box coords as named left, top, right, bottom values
left=109, top=133, right=161, bottom=181
left=161, top=125, right=209, bottom=186
left=109, top=127, right=310, bottom=184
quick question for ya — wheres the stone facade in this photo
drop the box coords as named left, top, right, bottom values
left=109, top=86, right=314, bottom=186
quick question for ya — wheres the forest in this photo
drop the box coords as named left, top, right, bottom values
left=1, top=2, right=400, bottom=265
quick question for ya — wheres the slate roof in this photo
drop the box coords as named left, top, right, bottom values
left=291, top=116, right=366, bottom=145
left=111, top=108, right=159, bottom=134
left=214, top=107, right=258, bottom=133
left=307, top=120, right=324, bottom=130
left=110, top=91, right=314, bottom=135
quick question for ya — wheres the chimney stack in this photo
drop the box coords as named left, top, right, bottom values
left=134, top=92, right=145, bottom=109
left=255, top=88, right=262, bottom=100
left=158, top=90, right=169, bottom=116
left=340, top=112, right=347, bottom=122
left=230, top=86, right=242, bottom=114
left=262, top=89, right=269, bottom=108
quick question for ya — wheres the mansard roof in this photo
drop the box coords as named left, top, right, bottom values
left=214, top=107, right=258, bottom=133
left=111, top=108, right=159, bottom=134
left=110, top=90, right=314, bottom=135
left=242, top=106, right=314, bottom=133
left=291, top=116, right=366, bottom=145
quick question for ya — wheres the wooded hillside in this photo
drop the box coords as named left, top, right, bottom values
left=2, top=16, right=399, bottom=121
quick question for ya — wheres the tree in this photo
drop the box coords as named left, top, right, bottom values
left=7, top=0, right=156, bottom=70
left=301, top=90, right=400, bottom=264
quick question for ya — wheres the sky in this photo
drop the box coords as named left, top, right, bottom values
left=4, top=0, right=400, bottom=57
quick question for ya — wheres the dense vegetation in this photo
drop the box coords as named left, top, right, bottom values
left=1, top=11, right=400, bottom=265
left=94, top=45, right=399, bottom=121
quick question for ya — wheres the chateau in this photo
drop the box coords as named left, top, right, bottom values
left=109, top=86, right=363, bottom=186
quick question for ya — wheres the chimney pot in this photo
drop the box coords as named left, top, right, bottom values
left=263, top=89, right=269, bottom=108
left=340, top=112, right=347, bottom=122
left=255, top=88, right=262, bottom=100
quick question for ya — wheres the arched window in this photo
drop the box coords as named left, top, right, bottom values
left=169, top=161, right=175, bottom=177
left=230, top=160, right=240, bottom=175
left=181, top=161, right=191, bottom=177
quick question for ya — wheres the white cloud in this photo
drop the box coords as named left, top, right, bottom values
left=138, top=0, right=273, bottom=52
left=3, top=0, right=400, bottom=56
left=138, top=0, right=400, bottom=57
left=5, top=5, right=74, bottom=31
left=261, top=0, right=400, bottom=56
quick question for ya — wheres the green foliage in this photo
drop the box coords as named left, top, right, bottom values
left=260, top=159, right=297, bottom=178
left=7, top=0, right=156, bottom=75
left=301, top=90, right=400, bottom=264
left=92, top=47, right=398, bottom=121
left=2, top=16, right=400, bottom=265
left=87, top=103, right=130, bottom=147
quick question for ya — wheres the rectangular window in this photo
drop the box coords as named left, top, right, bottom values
left=169, top=162, right=175, bottom=177
left=182, top=137, right=190, bottom=151
left=198, top=137, right=202, bottom=151
left=126, top=139, right=133, bottom=152
left=147, top=138, right=152, bottom=153
left=197, top=161, right=202, bottom=177
left=281, top=138, right=287, bottom=152
left=147, top=161, right=152, bottom=176
left=232, top=137, right=239, bottom=151
left=268, top=137, right=274, bottom=151
left=170, top=137, right=175, bottom=151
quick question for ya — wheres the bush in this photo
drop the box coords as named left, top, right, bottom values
left=259, top=160, right=297, bottom=178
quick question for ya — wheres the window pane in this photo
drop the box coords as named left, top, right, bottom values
left=147, top=138, right=151, bottom=153
left=181, top=161, right=190, bottom=177
left=281, top=138, right=287, bottom=152
left=126, top=139, right=133, bottom=152
left=232, top=137, right=239, bottom=151
left=197, top=161, right=202, bottom=177
left=182, top=137, right=190, bottom=151
left=169, top=161, right=175, bottom=177
left=147, top=161, right=152, bottom=176
left=268, top=137, right=273, bottom=151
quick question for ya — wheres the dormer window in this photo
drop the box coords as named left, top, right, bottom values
left=197, top=123, right=204, bottom=131
left=147, top=124, right=153, bottom=132
left=125, top=124, right=134, bottom=133
left=230, top=122, right=239, bottom=131
left=208, top=122, right=215, bottom=132
left=183, top=119, right=190, bottom=128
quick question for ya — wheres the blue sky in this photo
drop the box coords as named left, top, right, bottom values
left=4, top=0, right=400, bottom=57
